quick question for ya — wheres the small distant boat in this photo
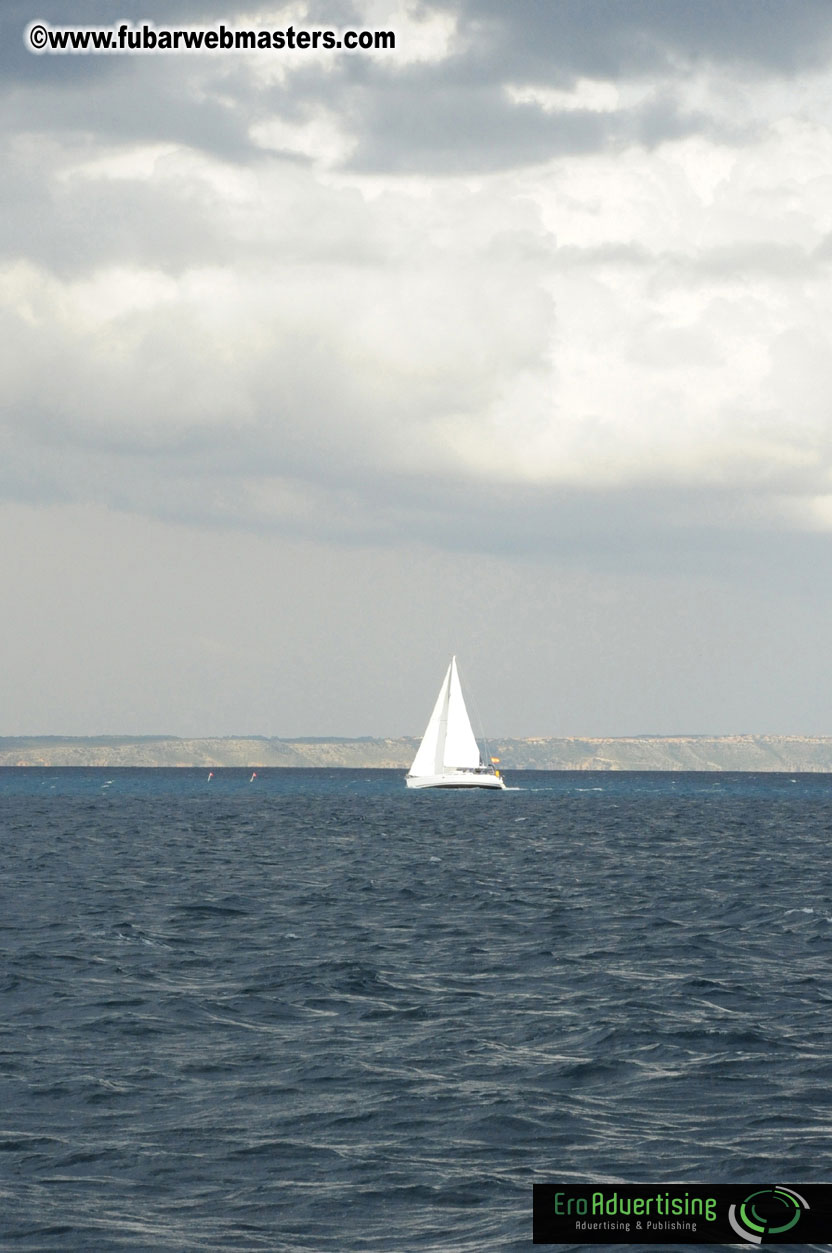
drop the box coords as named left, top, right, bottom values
left=406, top=656, right=506, bottom=790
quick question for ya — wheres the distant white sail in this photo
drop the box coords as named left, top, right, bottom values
left=406, top=657, right=505, bottom=790
left=408, top=664, right=450, bottom=778
left=443, top=658, right=481, bottom=768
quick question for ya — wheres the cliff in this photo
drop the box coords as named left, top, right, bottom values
left=3, top=734, right=832, bottom=771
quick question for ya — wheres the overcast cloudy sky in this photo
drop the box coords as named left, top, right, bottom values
left=3, top=0, right=832, bottom=739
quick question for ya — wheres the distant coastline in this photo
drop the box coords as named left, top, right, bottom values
left=4, top=734, right=832, bottom=771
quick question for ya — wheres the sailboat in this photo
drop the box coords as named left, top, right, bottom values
left=406, top=657, right=506, bottom=790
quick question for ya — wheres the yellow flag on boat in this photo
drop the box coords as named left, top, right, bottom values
left=491, top=757, right=500, bottom=763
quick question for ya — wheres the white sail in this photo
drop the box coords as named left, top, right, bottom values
left=443, top=657, right=481, bottom=768
left=408, top=661, right=452, bottom=778
left=407, top=656, right=504, bottom=791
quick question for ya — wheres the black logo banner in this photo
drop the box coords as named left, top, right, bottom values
left=533, top=1183, right=832, bottom=1244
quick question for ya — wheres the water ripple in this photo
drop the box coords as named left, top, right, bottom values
left=2, top=768, right=832, bottom=1249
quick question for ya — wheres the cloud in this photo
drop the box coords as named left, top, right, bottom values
left=6, top=0, right=830, bottom=173
left=448, top=0, right=832, bottom=78
left=332, top=0, right=832, bottom=172
left=3, top=0, right=832, bottom=574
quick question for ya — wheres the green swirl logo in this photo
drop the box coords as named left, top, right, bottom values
left=728, top=1187, right=809, bottom=1244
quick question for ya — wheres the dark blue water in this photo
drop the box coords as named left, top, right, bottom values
left=2, top=769, right=832, bottom=1251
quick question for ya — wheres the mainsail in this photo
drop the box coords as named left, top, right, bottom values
left=409, top=657, right=481, bottom=777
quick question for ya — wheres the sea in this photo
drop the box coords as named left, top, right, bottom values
left=2, top=767, right=832, bottom=1252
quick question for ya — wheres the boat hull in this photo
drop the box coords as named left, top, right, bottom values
left=406, top=771, right=506, bottom=790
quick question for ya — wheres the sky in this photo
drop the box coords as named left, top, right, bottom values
left=3, top=0, right=832, bottom=739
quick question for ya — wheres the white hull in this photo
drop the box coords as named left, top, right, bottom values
left=406, top=770, right=506, bottom=790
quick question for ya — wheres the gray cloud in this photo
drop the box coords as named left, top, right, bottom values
left=4, top=3, right=832, bottom=739
left=3, top=0, right=832, bottom=576
left=338, top=0, right=832, bottom=173
left=6, top=0, right=830, bottom=176
left=346, top=82, right=720, bottom=173
left=329, top=0, right=832, bottom=173
left=446, top=0, right=832, bottom=77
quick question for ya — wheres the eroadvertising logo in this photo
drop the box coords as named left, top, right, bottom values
left=533, top=1183, right=832, bottom=1244
left=728, top=1188, right=809, bottom=1244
